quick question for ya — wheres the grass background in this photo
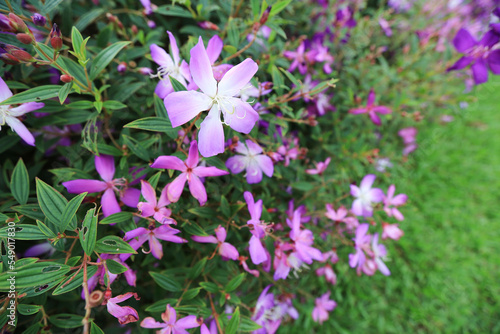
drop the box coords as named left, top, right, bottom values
left=330, top=78, right=500, bottom=333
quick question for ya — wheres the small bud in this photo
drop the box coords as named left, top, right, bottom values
left=8, top=13, right=28, bottom=33
left=50, top=23, right=62, bottom=51
left=198, top=21, right=219, bottom=31
left=31, top=13, right=47, bottom=27
left=16, top=33, right=34, bottom=45
left=147, top=20, right=156, bottom=28
left=138, top=67, right=153, bottom=76
left=260, top=6, right=272, bottom=25
left=11, top=49, right=35, bottom=62
left=104, top=289, right=112, bottom=301
left=0, top=53, right=20, bottom=65
left=60, top=74, right=73, bottom=83
left=131, top=25, right=138, bottom=34
left=0, top=14, right=14, bottom=32
left=117, top=62, right=127, bottom=73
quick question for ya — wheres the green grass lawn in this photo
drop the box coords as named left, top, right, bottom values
left=333, top=79, right=500, bottom=333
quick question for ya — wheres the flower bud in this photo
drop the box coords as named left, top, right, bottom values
left=31, top=13, right=47, bottom=27
left=60, top=74, right=73, bottom=83
left=198, top=21, right=219, bottom=31
left=117, top=62, right=127, bottom=73
left=11, top=49, right=35, bottom=62
left=0, top=53, right=20, bottom=65
left=138, top=67, right=154, bottom=76
left=50, top=23, right=62, bottom=51
left=16, top=33, right=34, bottom=45
left=0, top=14, right=13, bottom=32
left=260, top=6, right=272, bottom=25
left=131, top=25, right=138, bottom=34
left=8, top=13, right=28, bottom=33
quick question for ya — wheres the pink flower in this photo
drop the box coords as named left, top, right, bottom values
left=0, top=77, right=44, bottom=146
left=191, top=225, right=239, bottom=260
left=105, top=292, right=140, bottom=325
left=137, top=180, right=175, bottom=224
left=316, top=264, right=337, bottom=285
left=349, top=223, right=371, bottom=271
left=350, top=174, right=384, bottom=217
left=383, top=184, right=407, bottom=221
left=349, top=89, right=392, bottom=126
left=85, top=254, right=136, bottom=298
left=252, top=285, right=281, bottom=334
left=150, top=31, right=191, bottom=99
left=150, top=140, right=228, bottom=206
left=226, top=140, right=274, bottom=184
left=289, top=211, right=323, bottom=264
left=200, top=320, right=218, bottom=334
left=243, top=191, right=271, bottom=265
left=311, top=292, right=336, bottom=324
left=306, top=157, right=331, bottom=175
left=398, top=127, right=418, bottom=156
left=283, top=41, right=315, bottom=75
left=382, top=222, right=404, bottom=240
left=63, top=155, right=140, bottom=217
left=372, top=233, right=391, bottom=276
left=164, top=37, right=259, bottom=157
left=141, top=304, right=202, bottom=333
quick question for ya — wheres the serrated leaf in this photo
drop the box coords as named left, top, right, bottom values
left=150, top=272, right=182, bottom=292
left=90, top=41, right=131, bottom=80
left=36, top=178, right=68, bottom=232
left=225, top=273, right=245, bottom=292
left=52, top=265, right=98, bottom=295
left=0, top=85, right=62, bottom=105
left=79, top=208, right=98, bottom=256
left=94, top=236, right=137, bottom=254
left=61, top=192, right=87, bottom=231
left=11, top=158, right=29, bottom=205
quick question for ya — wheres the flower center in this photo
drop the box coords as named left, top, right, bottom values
left=151, top=65, right=179, bottom=81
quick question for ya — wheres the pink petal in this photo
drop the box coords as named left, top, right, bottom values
left=348, top=107, right=367, bottom=114
left=471, top=59, right=488, bottom=84
left=369, top=111, right=382, bottom=126
left=366, top=89, right=376, bottom=106
left=120, top=188, right=141, bottom=208
left=218, top=58, right=259, bottom=96
left=102, top=188, right=121, bottom=217
left=154, top=225, right=187, bottom=243
left=193, top=166, right=229, bottom=177
left=453, top=28, right=477, bottom=53
left=191, top=235, right=218, bottom=244
left=391, top=194, right=407, bottom=206
left=167, top=173, right=188, bottom=202
left=167, top=31, right=180, bottom=65
left=206, top=35, right=223, bottom=64
left=138, top=202, right=156, bottom=217
left=185, top=140, right=199, bottom=167
left=4, top=117, right=35, bottom=146
left=245, top=140, right=263, bottom=155
left=234, top=141, right=249, bottom=155
left=176, top=315, right=201, bottom=329
left=164, top=90, right=212, bottom=128
left=149, top=235, right=163, bottom=259
left=140, top=180, right=157, bottom=206
left=151, top=155, right=187, bottom=171
left=373, top=106, right=391, bottom=114
left=157, top=184, right=171, bottom=208
left=63, top=179, right=107, bottom=194
left=188, top=174, right=207, bottom=206
left=223, top=98, right=259, bottom=134
left=254, top=155, right=273, bottom=177
left=123, top=227, right=149, bottom=241
left=360, top=174, right=376, bottom=191
left=198, top=107, right=225, bottom=157
left=249, top=235, right=267, bottom=265
left=155, top=79, right=173, bottom=99
left=226, top=155, right=247, bottom=174
left=150, top=44, right=174, bottom=67
left=219, top=242, right=239, bottom=260
left=95, top=155, right=115, bottom=182
left=162, top=304, right=177, bottom=324
left=107, top=303, right=139, bottom=325
left=215, top=225, right=226, bottom=242
left=0, top=77, right=13, bottom=102
left=246, top=160, right=263, bottom=184
left=8, top=102, right=45, bottom=116
left=190, top=37, right=217, bottom=96
left=351, top=199, right=364, bottom=216
left=141, top=317, right=166, bottom=329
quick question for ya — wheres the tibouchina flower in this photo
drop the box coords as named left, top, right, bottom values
left=382, top=222, right=404, bottom=240
left=316, top=264, right=337, bottom=285
left=150, top=140, right=228, bottom=206
left=349, top=89, right=392, bottom=126
left=252, top=285, right=280, bottom=334
left=200, top=320, right=218, bottom=334
left=289, top=211, right=323, bottom=264
left=350, top=174, right=384, bottom=217
left=311, top=292, right=337, bottom=324
left=447, top=28, right=500, bottom=85
left=121, top=225, right=187, bottom=261
left=164, top=37, right=259, bottom=157
left=0, top=77, right=44, bottom=146
left=150, top=31, right=191, bottom=98
left=244, top=191, right=270, bottom=264
left=105, top=292, right=140, bottom=325
left=141, top=304, right=201, bottom=333
left=372, top=233, right=391, bottom=276
left=137, top=180, right=175, bottom=224
left=191, top=225, right=239, bottom=260
left=349, top=223, right=371, bottom=271
left=383, top=184, right=407, bottom=221
left=306, top=157, right=331, bottom=175
left=63, top=155, right=140, bottom=217
left=226, top=140, right=274, bottom=184
left=398, top=127, right=417, bottom=156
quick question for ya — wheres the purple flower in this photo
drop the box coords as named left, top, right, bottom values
left=283, top=41, right=311, bottom=75
left=447, top=28, right=500, bottom=85
left=349, top=223, right=371, bottom=271
left=316, top=264, right=337, bottom=285
left=350, top=174, right=384, bottom=217
left=137, top=180, right=175, bottom=224
left=243, top=191, right=270, bottom=265
left=226, top=140, right=274, bottom=184
left=150, top=141, right=229, bottom=205
left=382, top=223, right=404, bottom=240
left=349, top=89, right=392, bottom=126
left=122, top=225, right=187, bottom=260
left=311, top=292, right=336, bottom=324
left=398, top=127, right=417, bottom=156
left=289, top=211, right=323, bottom=264
left=372, top=233, right=391, bottom=276
left=164, top=37, right=259, bottom=157
left=0, top=77, right=44, bottom=146
left=140, top=0, right=154, bottom=15
left=150, top=31, right=191, bottom=99
left=306, top=157, right=331, bottom=175
left=383, top=184, right=407, bottom=221
left=105, top=292, right=140, bottom=325
left=191, top=225, right=239, bottom=260
left=31, top=13, right=46, bottom=26
left=252, top=285, right=280, bottom=334
left=84, top=254, right=136, bottom=298
left=141, top=304, right=201, bottom=333
left=62, top=155, right=140, bottom=217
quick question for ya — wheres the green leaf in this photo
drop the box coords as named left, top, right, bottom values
left=106, top=259, right=128, bottom=274
left=182, top=222, right=209, bottom=236
left=169, top=76, right=187, bottom=92
left=11, top=158, right=29, bottom=205
left=220, top=196, right=230, bottom=217
left=103, top=100, right=127, bottom=110
left=183, top=287, right=201, bottom=300
left=145, top=298, right=178, bottom=312
left=42, top=0, right=64, bottom=15
left=188, top=207, right=217, bottom=218
left=71, top=27, right=84, bottom=59
left=150, top=272, right=182, bottom=292
left=226, top=307, right=240, bottom=334
left=37, top=220, right=57, bottom=238
left=122, top=135, right=150, bottom=162
left=90, top=321, right=106, bottom=334
left=269, top=0, right=292, bottom=16
left=94, top=236, right=137, bottom=254
left=61, top=192, right=87, bottom=231
left=36, top=178, right=68, bottom=232
left=0, top=224, right=48, bottom=240
left=17, top=304, right=41, bottom=316
left=49, top=314, right=84, bottom=329
left=99, top=211, right=133, bottom=225
left=90, top=41, right=131, bottom=80
left=225, top=273, right=245, bottom=292
left=67, top=100, right=93, bottom=109
left=199, top=281, right=219, bottom=293
left=12, top=204, right=45, bottom=221
left=290, top=181, right=314, bottom=192
left=239, top=316, right=262, bottom=332
left=75, top=8, right=106, bottom=31
left=0, top=262, right=70, bottom=291
left=58, top=83, right=72, bottom=104
left=154, top=95, right=178, bottom=139
left=156, top=5, right=193, bottom=18
left=188, top=257, right=207, bottom=279
left=0, top=85, right=62, bottom=105
left=79, top=208, right=98, bottom=256
left=125, top=117, right=176, bottom=133
left=52, top=265, right=98, bottom=295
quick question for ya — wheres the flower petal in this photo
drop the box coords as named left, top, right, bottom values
left=471, top=58, right=488, bottom=84
left=0, top=77, right=13, bottom=102
left=226, top=155, right=247, bottom=174
left=167, top=31, right=180, bottom=65
left=220, top=242, right=239, bottom=260
left=447, top=56, right=473, bottom=72
left=167, top=173, right=188, bottom=202
left=223, top=98, right=259, bottom=134
left=249, top=235, right=267, bottom=265
left=140, top=180, right=157, bottom=206
left=4, top=116, right=35, bottom=146
left=151, top=155, right=186, bottom=171
left=149, top=235, right=163, bottom=259
left=206, top=35, right=223, bottom=64
left=140, top=317, right=166, bottom=329
left=63, top=179, right=107, bottom=194
left=164, top=90, right=212, bottom=128
left=453, top=28, right=477, bottom=53
left=218, top=58, right=259, bottom=96
left=8, top=102, right=44, bottom=116
left=154, top=79, right=174, bottom=99
left=101, top=188, right=121, bottom=217
left=190, top=37, right=217, bottom=96
left=246, top=159, right=263, bottom=184
left=150, top=44, right=174, bottom=68
left=185, top=140, right=199, bottom=168
left=366, top=89, right=375, bottom=106
left=188, top=174, right=207, bottom=206
left=198, top=107, right=225, bottom=157
left=254, top=155, right=273, bottom=177
left=176, top=315, right=201, bottom=329
left=120, top=188, right=141, bottom=208
left=191, top=235, right=218, bottom=243
left=193, top=166, right=229, bottom=177
left=488, top=50, right=500, bottom=75
left=95, top=155, right=115, bottom=182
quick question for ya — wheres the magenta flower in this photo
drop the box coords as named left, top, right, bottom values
left=105, top=292, right=140, bottom=325
left=311, top=292, right=336, bottom=324
left=349, top=223, right=371, bottom=271
left=252, top=285, right=280, bottom=334
left=350, top=174, right=384, bottom=217
left=164, top=37, right=259, bottom=157
left=191, top=225, right=239, bottom=260
left=226, top=140, right=274, bottom=184
left=238, top=81, right=273, bottom=102
left=243, top=191, right=270, bottom=265
left=382, top=222, right=404, bottom=240
left=283, top=41, right=314, bottom=75
left=306, top=157, right=331, bottom=175
left=63, top=155, right=140, bottom=217
left=140, top=0, right=154, bottom=15
left=398, top=127, right=417, bottom=156
left=122, top=225, right=187, bottom=261
left=150, top=31, right=191, bottom=98
left=372, top=233, right=391, bottom=276
left=349, top=89, right=392, bottom=126
left=141, top=304, right=201, bottom=333
left=383, top=184, right=407, bottom=221
left=200, top=320, right=218, bottom=334
left=0, top=77, right=44, bottom=146
left=447, top=28, right=500, bottom=84
left=150, top=141, right=228, bottom=206
left=289, top=211, right=323, bottom=264
left=137, top=180, right=175, bottom=224
left=316, top=264, right=337, bottom=285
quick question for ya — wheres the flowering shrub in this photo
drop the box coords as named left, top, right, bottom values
left=0, top=0, right=496, bottom=333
